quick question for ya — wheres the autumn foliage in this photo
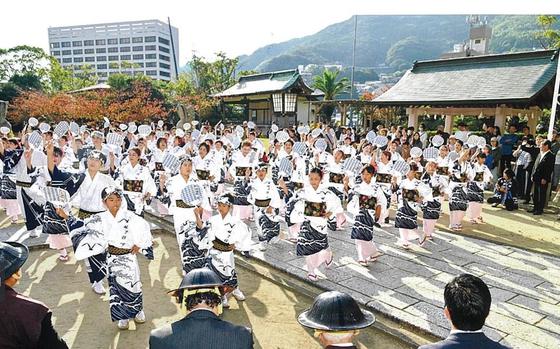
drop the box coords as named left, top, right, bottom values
left=9, top=81, right=167, bottom=124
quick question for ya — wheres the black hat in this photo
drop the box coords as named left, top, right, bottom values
left=298, top=291, right=375, bottom=331
left=168, top=267, right=223, bottom=297
left=0, top=241, right=29, bottom=283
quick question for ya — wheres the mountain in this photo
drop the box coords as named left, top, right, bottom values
left=238, top=15, right=556, bottom=78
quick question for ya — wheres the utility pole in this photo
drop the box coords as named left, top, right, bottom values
left=547, top=52, right=560, bottom=140
left=348, top=15, right=358, bottom=128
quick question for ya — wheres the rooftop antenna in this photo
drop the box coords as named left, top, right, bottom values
left=167, top=17, right=179, bottom=80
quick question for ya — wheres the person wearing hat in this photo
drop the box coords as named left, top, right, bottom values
left=197, top=192, right=253, bottom=308
left=248, top=162, right=283, bottom=251
left=0, top=241, right=68, bottom=348
left=298, top=291, right=374, bottom=348
left=149, top=267, right=253, bottom=349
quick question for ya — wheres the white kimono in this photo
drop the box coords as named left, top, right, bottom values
left=117, top=163, right=157, bottom=215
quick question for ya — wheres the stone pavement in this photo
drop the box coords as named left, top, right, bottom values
left=147, top=212, right=560, bottom=349
left=2, top=211, right=559, bottom=348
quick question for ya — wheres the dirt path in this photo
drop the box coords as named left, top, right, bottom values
left=16, top=233, right=412, bottom=349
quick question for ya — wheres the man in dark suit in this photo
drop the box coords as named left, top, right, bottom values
left=419, top=274, right=509, bottom=349
left=529, top=140, right=555, bottom=215
left=149, top=267, right=253, bottom=349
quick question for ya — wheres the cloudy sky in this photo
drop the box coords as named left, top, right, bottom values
left=1, top=0, right=556, bottom=65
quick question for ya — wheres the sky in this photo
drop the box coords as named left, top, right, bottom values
left=1, top=0, right=558, bottom=66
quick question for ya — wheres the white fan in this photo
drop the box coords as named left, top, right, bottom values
left=311, top=128, right=322, bottom=138
left=0, top=126, right=10, bottom=135
left=315, top=139, right=327, bottom=152
left=106, top=132, right=124, bottom=146
left=192, top=129, right=201, bottom=140
left=119, top=123, right=128, bottom=131
left=373, top=135, right=388, bottom=148
left=176, top=129, right=185, bottom=138
left=192, top=120, right=199, bottom=126
left=275, top=131, right=290, bottom=143
left=28, top=117, right=39, bottom=127
left=448, top=151, right=460, bottom=162
left=157, top=120, right=164, bottom=128
left=366, top=130, right=376, bottom=144
left=28, top=131, right=43, bottom=149
left=53, top=121, right=69, bottom=138
left=423, top=147, right=439, bottom=160
left=410, top=147, right=423, bottom=158
left=247, top=121, right=255, bottom=129
left=181, top=184, right=203, bottom=206
left=162, top=153, right=181, bottom=173
left=138, top=125, right=151, bottom=137
left=278, top=157, right=293, bottom=177
left=343, top=157, right=362, bottom=176
left=183, top=122, right=191, bottom=131
left=70, top=122, right=80, bottom=136
left=232, top=135, right=241, bottom=149
left=39, top=122, right=50, bottom=133
left=271, top=124, right=279, bottom=133
left=432, top=135, right=444, bottom=147
left=476, top=136, right=487, bottom=148
left=293, top=142, right=307, bottom=156
left=393, top=160, right=410, bottom=176
left=128, top=124, right=138, bottom=133
left=297, top=126, right=306, bottom=134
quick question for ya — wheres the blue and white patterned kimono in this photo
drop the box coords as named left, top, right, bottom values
left=70, top=208, right=153, bottom=322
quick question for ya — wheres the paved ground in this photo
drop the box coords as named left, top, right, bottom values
left=10, top=232, right=411, bottom=349
left=145, top=209, right=560, bottom=349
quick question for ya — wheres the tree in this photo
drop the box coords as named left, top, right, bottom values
left=190, top=52, right=238, bottom=95
left=536, top=15, right=560, bottom=49
left=47, top=59, right=98, bottom=93
left=313, top=69, right=350, bottom=122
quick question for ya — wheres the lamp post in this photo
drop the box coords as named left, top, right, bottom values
left=547, top=52, right=560, bottom=141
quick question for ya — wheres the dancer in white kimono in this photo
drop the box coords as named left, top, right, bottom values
left=159, top=156, right=211, bottom=275
left=116, top=147, right=157, bottom=216
left=64, top=186, right=153, bottom=330
left=197, top=193, right=253, bottom=308
left=467, top=153, right=493, bottom=223
left=228, top=141, right=258, bottom=220
left=288, top=168, right=343, bottom=281
left=347, top=165, right=386, bottom=266
left=192, top=142, right=220, bottom=218
left=247, top=163, right=283, bottom=250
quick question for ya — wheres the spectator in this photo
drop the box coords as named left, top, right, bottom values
left=487, top=139, right=501, bottom=181
left=436, top=125, right=450, bottom=144
left=411, top=132, right=423, bottom=149
left=512, top=138, right=532, bottom=199
left=149, top=267, right=253, bottom=349
left=521, top=125, right=534, bottom=140
left=487, top=169, right=518, bottom=211
left=493, top=126, right=502, bottom=141
left=298, top=291, right=375, bottom=349
left=483, top=125, right=495, bottom=145
left=0, top=241, right=68, bottom=349
left=419, top=123, right=429, bottom=148
left=419, top=274, right=510, bottom=349
left=499, top=125, right=519, bottom=173
left=529, top=140, right=555, bottom=215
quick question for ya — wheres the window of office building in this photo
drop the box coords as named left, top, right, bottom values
left=52, top=51, right=60, bottom=56
left=133, top=54, right=144, bottom=60
left=62, top=50, right=71, bottom=55
left=146, top=62, right=157, bottom=67
left=96, top=48, right=106, bottom=54
left=73, top=49, right=83, bottom=55
left=160, top=71, right=170, bottom=77
left=84, top=48, right=94, bottom=54
left=145, top=54, right=156, bottom=59
left=159, top=62, right=170, bottom=69
left=145, top=36, right=156, bottom=42
left=108, top=55, right=119, bottom=61
left=108, top=38, right=118, bottom=45
left=120, top=47, right=131, bottom=52
left=96, top=56, right=107, bottom=61
left=120, top=55, right=131, bottom=60
left=97, top=64, right=107, bottom=69
left=109, top=62, right=119, bottom=69
left=74, top=57, right=83, bottom=63
left=84, top=40, right=94, bottom=46
left=85, top=56, right=95, bottom=62
left=159, top=54, right=170, bottom=61
left=62, top=58, right=72, bottom=63
left=133, top=46, right=143, bottom=52
left=95, top=39, right=106, bottom=45
left=146, top=70, right=157, bottom=76
left=145, top=45, right=156, bottom=51
left=108, top=47, right=118, bottom=53
left=61, top=42, right=71, bottom=48
left=132, top=37, right=143, bottom=43
left=119, top=38, right=130, bottom=44
left=50, top=42, right=60, bottom=49
left=72, top=41, right=82, bottom=47
left=158, top=37, right=170, bottom=45
left=159, top=46, right=170, bottom=53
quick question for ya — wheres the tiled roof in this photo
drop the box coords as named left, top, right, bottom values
left=374, top=50, right=558, bottom=106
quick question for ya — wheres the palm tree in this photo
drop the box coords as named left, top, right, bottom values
left=313, top=69, right=350, bottom=122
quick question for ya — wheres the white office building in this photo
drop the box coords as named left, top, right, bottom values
left=48, top=19, right=179, bottom=82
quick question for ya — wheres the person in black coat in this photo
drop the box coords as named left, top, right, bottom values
left=418, top=274, right=510, bottom=349
left=0, top=241, right=68, bottom=349
left=529, top=140, right=555, bottom=215
left=149, top=267, right=253, bottom=349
